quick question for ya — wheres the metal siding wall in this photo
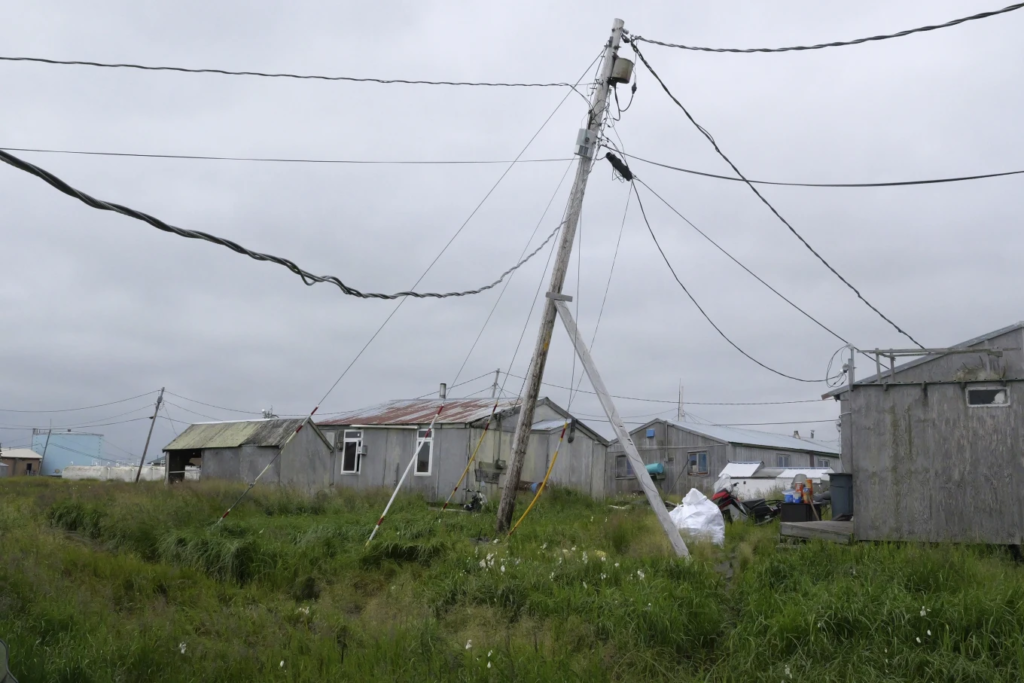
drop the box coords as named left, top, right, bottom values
left=852, top=383, right=1024, bottom=544
left=278, top=427, right=331, bottom=492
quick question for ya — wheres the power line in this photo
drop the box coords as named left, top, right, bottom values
left=633, top=178, right=851, bottom=347
left=714, top=419, right=838, bottom=427
left=629, top=2, right=1024, bottom=53
left=163, top=391, right=261, bottom=415
left=0, top=148, right=561, bottom=301
left=0, top=389, right=157, bottom=413
left=632, top=182, right=827, bottom=384
left=621, top=151, right=1024, bottom=188
left=0, top=146, right=574, bottom=166
left=504, top=371, right=821, bottom=406
left=0, top=55, right=576, bottom=88
left=312, top=50, right=602, bottom=411
left=630, top=43, right=924, bottom=349
left=161, top=400, right=226, bottom=422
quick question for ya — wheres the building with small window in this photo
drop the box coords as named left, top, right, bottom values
left=824, top=321, right=1024, bottom=545
left=0, top=448, right=43, bottom=476
left=606, top=420, right=840, bottom=497
left=162, top=418, right=333, bottom=491
left=317, top=396, right=608, bottom=501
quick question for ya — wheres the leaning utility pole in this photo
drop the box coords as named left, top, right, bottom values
left=134, top=387, right=164, bottom=483
left=496, top=19, right=625, bottom=533
left=677, top=380, right=685, bottom=422
left=491, top=368, right=501, bottom=399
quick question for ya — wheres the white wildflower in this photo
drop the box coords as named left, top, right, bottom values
left=280, top=660, right=285, bottom=668
left=297, top=606, right=310, bottom=615
left=487, top=662, right=492, bottom=669
left=614, top=562, right=620, bottom=568
left=179, top=642, right=187, bottom=655
left=927, top=630, right=932, bottom=636
left=590, top=516, right=594, bottom=522
left=540, top=543, right=547, bottom=550
left=785, top=664, right=792, bottom=678
left=488, top=650, right=493, bottom=657
left=493, top=539, right=499, bottom=544
left=479, top=559, right=487, bottom=569
left=601, top=573, right=607, bottom=580
left=637, top=569, right=645, bottom=580
left=920, top=606, right=927, bottom=617
left=500, top=565, right=506, bottom=573
left=916, top=637, right=921, bottom=644
left=466, top=639, right=473, bottom=650
left=582, top=552, right=588, bottom=564
left=515, top=558, right=521, bottom=566
left=550, top=572, right=555, bottom=580
left=583, top=582, right=587, bottom=589
left=571, top=546, right=576, bottom=551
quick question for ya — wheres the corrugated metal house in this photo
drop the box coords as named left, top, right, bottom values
left=317, top=397, right=609, bottom=502
left=0, top=448, right=42, bottom=476
left=162, top=418, right=333, bottom=491
left=607, top=420, right=840, bottom=497
left=823, top=321, right=1024, bottom=545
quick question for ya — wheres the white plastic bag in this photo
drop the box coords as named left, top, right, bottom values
left=668, top=488, right=725, bottom=547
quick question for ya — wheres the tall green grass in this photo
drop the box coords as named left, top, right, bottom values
left=1, top=477, right=1023, bottom=681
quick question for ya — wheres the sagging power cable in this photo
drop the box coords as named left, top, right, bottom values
left=0, top=149, right=561, bottom=301
left=629, top=44, right=924, bottom=349
left=630, top=2, right=1024, bottom=53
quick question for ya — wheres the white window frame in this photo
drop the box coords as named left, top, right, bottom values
left=340, top=430, right=362, bottom=474
left=776, top=453, right=791, bottom=468
left=615, top=454, right=634, bottom=479
left=414, top=428, right=433, bottom=476
left=966, top=385, right=1011, bottom=408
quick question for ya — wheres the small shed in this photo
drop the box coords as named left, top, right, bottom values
left=317, top=396, right=608, bottom=502
left=824, top=321, right=1024, bottom=545
left=0, top=448, right=43, bottom=476
left=607, top=420, right=840, bottom=497
left=162, top=418, right=333, bottom=491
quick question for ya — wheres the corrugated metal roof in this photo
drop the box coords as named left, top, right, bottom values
left=164, top=418, right=310, bottom=450
left=668, top=421, right=840, bottom=455
left=824, top=321, right=1024, bottom=398
left=0, top=448, right=42, bottom=460
left=532, top=419, right=569, bottom=431
left=318, top=399, right=520, bottom=426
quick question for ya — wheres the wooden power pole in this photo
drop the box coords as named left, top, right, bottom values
left=495, top=19, right=625, bottom=533
left=135, top=387, right=164, bottom=483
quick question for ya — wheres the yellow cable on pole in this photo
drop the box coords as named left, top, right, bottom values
left=507, top=421, right=568, bottom=538
left=437, top=401, right=502, bottom=517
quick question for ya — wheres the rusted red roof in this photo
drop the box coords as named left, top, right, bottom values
left=318, top=398, right=521, bottom=426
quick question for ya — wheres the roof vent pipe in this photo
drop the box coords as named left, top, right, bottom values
left=810, top=430, right=815, bottom=439
left=439, top=383, right=447, bottom=400
left=793, top=430, right=800, bottom=439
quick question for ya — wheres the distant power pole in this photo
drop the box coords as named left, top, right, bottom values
left=38, top=422, right=53, bottom=476
left=677, top=380, right=684, bottom=422
left=491, top=368, right=501, bottom=399
left=135, top=387, right=165, bottom=483
left=496, top=19, right=625, bottom=534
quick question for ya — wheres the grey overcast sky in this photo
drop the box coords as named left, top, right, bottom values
left=1, top=0, right=1022, bottom=458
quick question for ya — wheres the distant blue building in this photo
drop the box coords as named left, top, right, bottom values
left=30, top=430, right=106, bottom=476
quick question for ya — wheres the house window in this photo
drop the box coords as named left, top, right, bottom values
left=615, top=455, right=634, bottom=478
left=415, top=428, right=433, bottom=476
left=776, top=454, right=791, bottom=468
left=324, top=431, right=336, bottom=448
left=967, top=386, right=1010, bottom=407
left=687, top=451, right=708, bottom=475
left=341, top=430, right=362, bottom=474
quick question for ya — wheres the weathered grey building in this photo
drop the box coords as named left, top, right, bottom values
left=162, top=418, right=333, bottom=491
left=607, top=420, right=840, bottom=497
left=824, top=322, right=1024, bottom=545
left=317, top=397, right=609, bottom=502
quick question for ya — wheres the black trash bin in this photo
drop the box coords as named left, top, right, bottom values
left=831, top=473, right=853, bottom=518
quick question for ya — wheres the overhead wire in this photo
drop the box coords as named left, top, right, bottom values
left=629, top=42, right=924, bottom=349
left=0, top=148, right=561, bottom=302
left=163, top=391, right=261, bottom=415
left=621, top=151, right=1024, bottom=188
left=631, top=181, right=830, bottom=383
left=0, top=389, right=157, bottom=413
left=0, top=54, right=579, bottom=88
left=629, top=2, right=1024, bottom=53
left=0, top=146, right=574, bottom=166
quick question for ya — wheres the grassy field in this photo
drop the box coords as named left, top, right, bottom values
left=2, top=479, right=1023, bottom=682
